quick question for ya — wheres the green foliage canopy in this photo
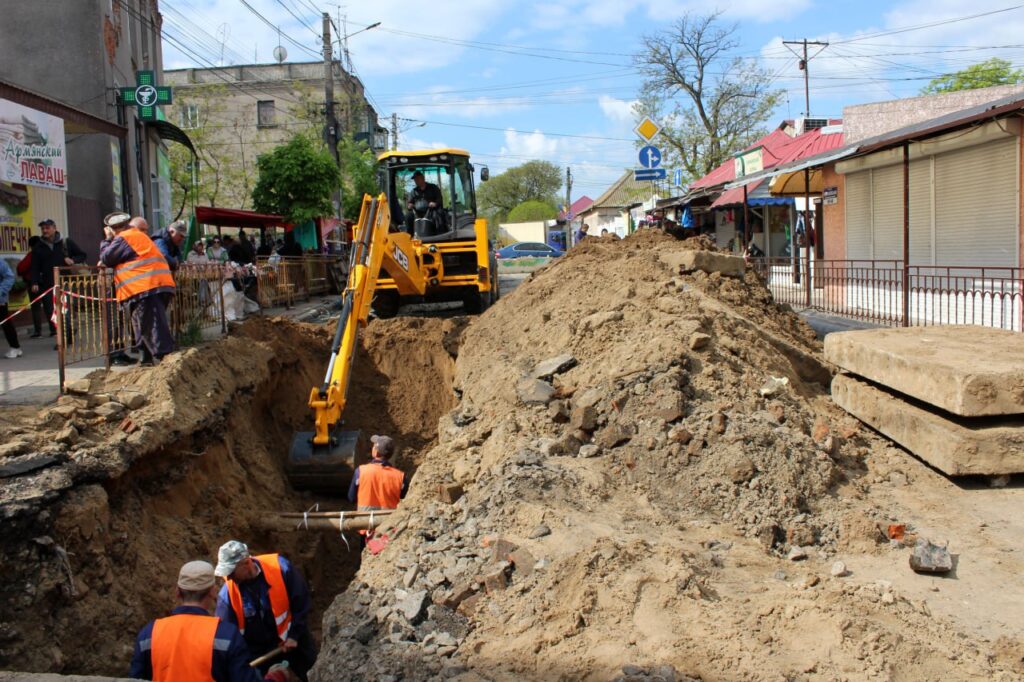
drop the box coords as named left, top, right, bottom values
left=921, top=58, right=1024, bottom=95
left=338, top=137, right=380, bottom=219
left=507, top=199, right=558, bottom=222
left=477, top=160, right=562, bottom=224
left=251, top=135, right=341, bottom=224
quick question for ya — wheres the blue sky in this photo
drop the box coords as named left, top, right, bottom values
left=162, top=0, right=1024, bottom=199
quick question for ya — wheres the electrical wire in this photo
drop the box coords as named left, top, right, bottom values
left=235, top=0, right=321, bottom=59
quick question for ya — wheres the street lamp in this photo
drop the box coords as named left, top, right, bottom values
left=346, top=21, right=381, bottom=40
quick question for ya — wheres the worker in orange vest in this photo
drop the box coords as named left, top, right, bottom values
left=99, top=211, right=176, bottom=366
left=215, top=541, right=316, bottom=681
left=348, top=434, right=408, bottom=512
left=129, top=560, right=291, bottom=681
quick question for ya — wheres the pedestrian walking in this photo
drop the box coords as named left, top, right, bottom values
left=0, top=258, right=23, bottom=358
left=99, top=212, right=176, bottom=366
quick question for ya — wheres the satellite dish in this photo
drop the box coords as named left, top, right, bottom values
left=273, top=45, right=287, bottom=63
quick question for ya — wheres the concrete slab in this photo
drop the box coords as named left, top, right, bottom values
left=832, top=373, right=1024, bottom=476
left=660, top=250, right=746, bottom=277
left=824, top=326, right=1024, bottom=417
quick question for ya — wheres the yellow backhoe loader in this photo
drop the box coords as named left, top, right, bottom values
left=287, top=151, right=496, bottom=490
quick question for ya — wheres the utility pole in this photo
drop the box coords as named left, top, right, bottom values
left=323, top=13, right=341, bottom=222
left=391, top=113, right=398, bottom=151
left=564, top=166, right=573, bottom=247
left=782, top=38, right=828, bottom=291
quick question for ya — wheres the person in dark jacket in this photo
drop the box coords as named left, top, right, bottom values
left=215, top=541, right=316, bottom=681
left=16, top=236, right=44, bottom=337
left=30, top=219, right=86, bottom=338
left=152, top=221, right=187, bottom=271
left=129, top=560, right=290, bottom=682
left=277, top=231, right=303, bottom=258
left=0, top=259, right=22, bottom=358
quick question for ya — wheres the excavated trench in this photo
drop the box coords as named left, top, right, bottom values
left=0, top=316, right=461, bottom=676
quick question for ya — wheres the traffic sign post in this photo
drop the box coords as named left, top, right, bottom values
left=633, top=168, right=666, bottom=181
left=634, top=117, right=661, bottom=142
left=638, top=145, right=661, bottom=169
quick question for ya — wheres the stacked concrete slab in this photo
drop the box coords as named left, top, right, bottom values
left=824, top=326, right=1024, bottom=476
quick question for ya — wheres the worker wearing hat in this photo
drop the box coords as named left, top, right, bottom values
left=348, top=434, right=408, bottom=513
left=129, top=560, right=290, bottom=681
left=99, top=211, right=176, bottom=366
left=215, top=541, right=316, bottom=680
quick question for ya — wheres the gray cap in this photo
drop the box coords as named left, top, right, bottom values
left=178, top=560, right=216, bottom=591
left=370, top=434, right=394, bottom=457
left=215, top=540, right=250, bottom=577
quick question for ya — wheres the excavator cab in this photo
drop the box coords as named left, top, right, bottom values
left=374, top=149, right=498, bottom=316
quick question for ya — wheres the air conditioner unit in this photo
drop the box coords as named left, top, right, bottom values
left=798, top=117, right=829, bottom=134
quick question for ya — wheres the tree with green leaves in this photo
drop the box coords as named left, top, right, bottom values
left=921, top=58, right=1024, bottom=95
left=476, top=160, right=562, bottom=225
left=507, top=199, right=558, bottom=222
left=338, top=136, right=380, bottom=219
left=251, top=135, right=341, bottom=224
left=634, top=12, right=783, bottom=183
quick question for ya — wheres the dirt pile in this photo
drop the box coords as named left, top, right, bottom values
left=311, top=232, right=1016, bottom=681
left=0, top=315, right=459, bottom=676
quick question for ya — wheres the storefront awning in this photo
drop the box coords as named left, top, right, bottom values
left=148, top=119, right=196, bottom=156
left=195, top=206, right=291, bottom=229
left=725, top=145, right=857, bottom=193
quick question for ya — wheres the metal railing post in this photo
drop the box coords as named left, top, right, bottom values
left=218, top=267, right=227, bottom=334
left=54, top=267, right=66, bottom=393
left=99, top=269, right=110, bottom=370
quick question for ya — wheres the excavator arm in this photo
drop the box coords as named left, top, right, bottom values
left=288, top=194, right=440, bottom=490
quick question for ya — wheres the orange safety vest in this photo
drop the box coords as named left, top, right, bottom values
left=150, top=613, right=218, bottom=682
left=226, top=554, right=292, bottom=642
left=112, top=228, right=176, bottom=303
left=356, top=462, right=404, bottom=511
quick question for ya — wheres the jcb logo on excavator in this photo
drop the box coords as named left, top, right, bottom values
left=393, top=245, right=410, bottom=271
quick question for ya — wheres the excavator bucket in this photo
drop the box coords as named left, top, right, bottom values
left=286, top=430, right=362, bottom=492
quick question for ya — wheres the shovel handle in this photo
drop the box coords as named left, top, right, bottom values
left=250, top=645, right=286, bottom=668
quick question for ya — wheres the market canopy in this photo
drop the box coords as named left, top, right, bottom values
left=195, top=206, right=291, bottom=229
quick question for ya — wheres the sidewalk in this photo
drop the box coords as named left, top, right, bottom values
left=0, top=296, right=340, bottom=407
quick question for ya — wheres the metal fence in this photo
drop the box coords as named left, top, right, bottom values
left=53, top=254, right=345, bottom=387
left=750, top=257, right=1023, bottom=331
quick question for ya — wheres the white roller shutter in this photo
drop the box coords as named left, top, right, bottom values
left=871, top=164, right=903, bottom=260
left=934, top=138, right=1019, bottom=267
left=908, top=158, right=933, bottom=265
left=845, top=171, right=872, bottom=260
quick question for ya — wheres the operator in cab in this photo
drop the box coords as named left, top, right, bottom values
left=405, top=170, right=444, bottom=232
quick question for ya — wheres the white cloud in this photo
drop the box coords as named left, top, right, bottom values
left=501, top=129, right=560, bottom=158
left=598, top=95, right=639, bottom=124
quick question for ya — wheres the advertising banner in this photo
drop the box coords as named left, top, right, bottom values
left=0, top=98, right=67, bottom=191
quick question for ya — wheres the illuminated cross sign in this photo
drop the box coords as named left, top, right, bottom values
left=118, top=71, right=172, bottom=121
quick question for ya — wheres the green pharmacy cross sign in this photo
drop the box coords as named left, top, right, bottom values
left=118, top=71, right=172, bottom=121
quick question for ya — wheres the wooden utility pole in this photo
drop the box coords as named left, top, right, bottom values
left=783, top=37, right=828, bottom=300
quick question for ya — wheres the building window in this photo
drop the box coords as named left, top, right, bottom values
left=257, top=100, right=277, bottom=127
left=180, top=104, right=200, bottom=129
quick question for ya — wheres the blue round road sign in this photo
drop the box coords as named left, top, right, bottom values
left=638, top=145, right=662, bottom=169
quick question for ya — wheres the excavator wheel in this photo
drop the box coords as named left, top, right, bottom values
left=372, top=290, right=401, bottom=318
left=463, top=287, right=488, bottom=314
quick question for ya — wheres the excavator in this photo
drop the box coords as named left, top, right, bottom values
left=287, top=149, right=496, bottom=490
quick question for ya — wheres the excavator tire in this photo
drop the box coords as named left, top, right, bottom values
left=463, top=289, right=486, bottom=314
left=372, top=290, right=401, bottom=318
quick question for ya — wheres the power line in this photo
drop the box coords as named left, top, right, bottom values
left=401, top=117, right=634, bottom=142
left=235, top=0, right=321, bottom=59
left=271, top=0, right=322, bottom=40
left=832, top=5, right=1023, bottom=45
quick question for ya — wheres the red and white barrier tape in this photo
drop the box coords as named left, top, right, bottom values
left=0, top=287, right=54, bottom=327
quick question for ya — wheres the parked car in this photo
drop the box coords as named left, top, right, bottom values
left=495, top=242, right=564, bottom=259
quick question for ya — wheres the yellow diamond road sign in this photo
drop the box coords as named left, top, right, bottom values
left=635, top=117, right=661, bottom=142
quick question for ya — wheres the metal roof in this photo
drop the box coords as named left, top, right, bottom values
left=377, top=148, right=470, bottom=161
